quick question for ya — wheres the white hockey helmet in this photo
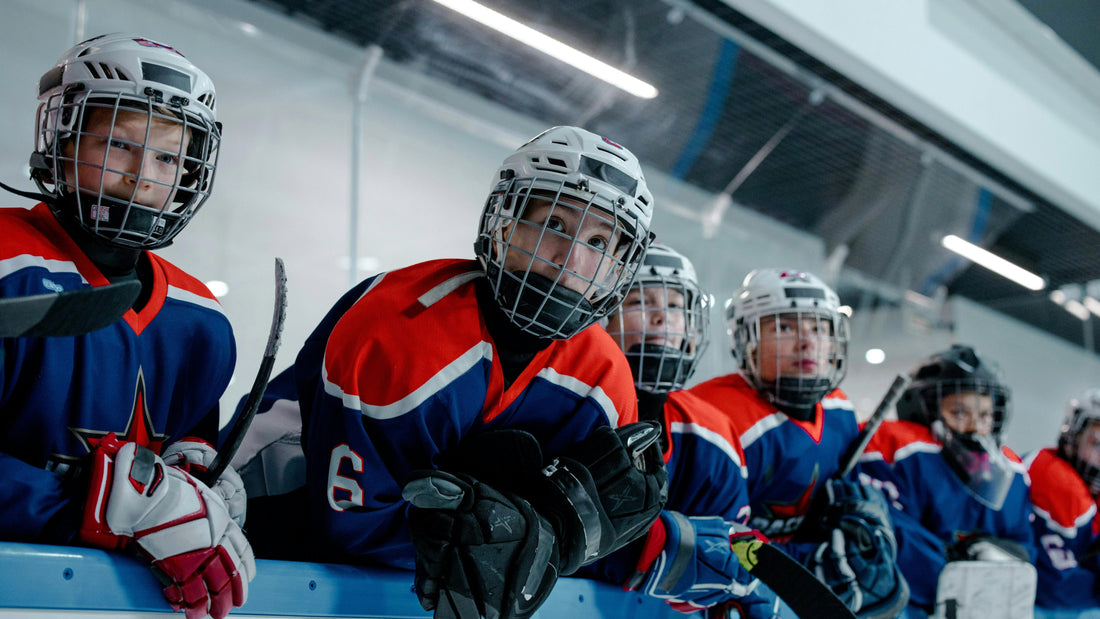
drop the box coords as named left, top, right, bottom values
left=1058, top=389, right=1100, bottom=497
left=476, top=126, right=654, bottom=339
left=31, top=33, right=220, bottom=249
left=608, top=243, right=711, bottom=392
left=896, top=344, right=1014, bottom=509
left=726, top=269, right=849, bottom=415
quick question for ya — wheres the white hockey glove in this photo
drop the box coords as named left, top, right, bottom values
left=80, top=433, right=256, bottom=619
left=163, top=438, right=247, bottom=527
left=946, top=534, right=1030, bottom=563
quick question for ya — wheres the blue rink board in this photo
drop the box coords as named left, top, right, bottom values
left=0, top=541, right=695, bottom=618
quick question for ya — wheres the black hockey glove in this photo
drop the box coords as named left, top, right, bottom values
left=403, top=470, right=560, bottom=619
left=804, top=479, right=909, bottom=619
left=530, top=421, right=668, bottom=574
left=432, top=422, right=667, bottom=575
left=816, top=478, right=894, bottom=534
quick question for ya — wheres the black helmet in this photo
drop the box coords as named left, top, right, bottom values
left=896, top=344, right=1010, bottom=434
left=896, top=345, right=1014, bottom=509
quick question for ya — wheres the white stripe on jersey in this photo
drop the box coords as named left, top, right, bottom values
left=1032, top=501, right=1096, bottom=539
left=325, top=341, right=494, bottom=420
left=740, top=413, right=786, bottom=450
left=536, top=366, right=620, bottom=428
left=167, top=284, right=225, bottom=315
left=418, top=271, right=482, bottom=308
left=357, top=271, right=387, bottom=303
left=669, top=420, right=748, bottom=478
left=894, top=440, right=941, bottom=462
left=821, top=396, right=854, bottom=410
left=0, top=254, right=87, bottom=283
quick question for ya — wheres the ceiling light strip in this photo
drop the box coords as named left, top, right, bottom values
left=941, top=234, right=1045, bottom=291
left=429, top=0, right=658, bottom=99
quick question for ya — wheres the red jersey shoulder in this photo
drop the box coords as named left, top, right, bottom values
left=1, top=204, right=79, bottom=264
left=688, top=373, right=776, bottom=432
left=1028, top=447, right=1094, bottom=528
left=1, top=204, right=113, bottom=287
left=865, top=419, right=937, bottom=464
left=537, top=323, right=638, bottom=425
left=150, top=253, right=220, bottom=303
left=1002, top=445, right=1024, bottom=464
left=325, top=259, right=487, bottom=407
left=554, top=324, right=630, bottom=383
left=665, top=389, right=745, bottom=462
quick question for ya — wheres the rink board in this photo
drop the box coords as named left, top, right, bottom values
left=0, top=541, right=690, bottom=618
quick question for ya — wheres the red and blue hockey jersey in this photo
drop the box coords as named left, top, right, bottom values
left=858, top=419, right=1036, bottom=611
left=661, top=389, right=751, bottom=524
left=687, top=373, right=860, bottom=547
left=0, top=203, right=235, bottom=543
left=1026, top=447, right=1100, bottom=611
left=295, top=259, right=639, bottom=569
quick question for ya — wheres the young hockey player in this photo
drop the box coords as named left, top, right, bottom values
left=602, top=243, right=780, bottom=617
left=858, top=345, right=1036, bottom=618
left=0, top=34, right=253, bottom=619
left=292, top=126, right=667, bottom=618
left=689, top=268, right=908, bottom=618
left=1027, top=390, right=1100, bottom=615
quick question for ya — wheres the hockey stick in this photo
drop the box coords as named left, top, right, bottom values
left=836, top=373, right=911, bottom=480
left=0, top=280, right=141, bottom=338
left=730, top=537, right=857, bottom=619
left=199, top=257, right=287, bottom=486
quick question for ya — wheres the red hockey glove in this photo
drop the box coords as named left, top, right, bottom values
left=81, top=433, right=256, bottom=619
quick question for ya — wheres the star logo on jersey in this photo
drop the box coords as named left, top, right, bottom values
left=69, top=368, right=169, bottom=454
left=487, top=508, right=515, bottom=535
left=760, top=464, right=820, bottom=522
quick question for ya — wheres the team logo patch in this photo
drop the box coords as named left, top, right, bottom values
left=778, top=270, right=809, bottom=282
left=133, top=38, right=184, bottom=57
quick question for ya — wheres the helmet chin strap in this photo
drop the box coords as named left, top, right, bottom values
left=0, top=179, right=52, bottom=204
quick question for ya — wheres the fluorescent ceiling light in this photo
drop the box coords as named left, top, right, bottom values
left=865, top=348, right=885, bottom=364
left=1050, top=289, right=1091, bottom=321
left=1064, top=299, right=1091, bottom=321
left=1084, top=296, right=1100, bottom=318
left=428, top=0, right=658, bottom=99
left=941, top=235, right=1045, bottom=291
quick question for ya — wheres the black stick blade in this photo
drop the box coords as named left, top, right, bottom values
left=0, top=280, right=141, bottom=338
left=733, top=539, right=857, bottom=619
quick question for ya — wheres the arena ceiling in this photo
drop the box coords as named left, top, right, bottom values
left=245, top=0, right=1100, bottom=351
